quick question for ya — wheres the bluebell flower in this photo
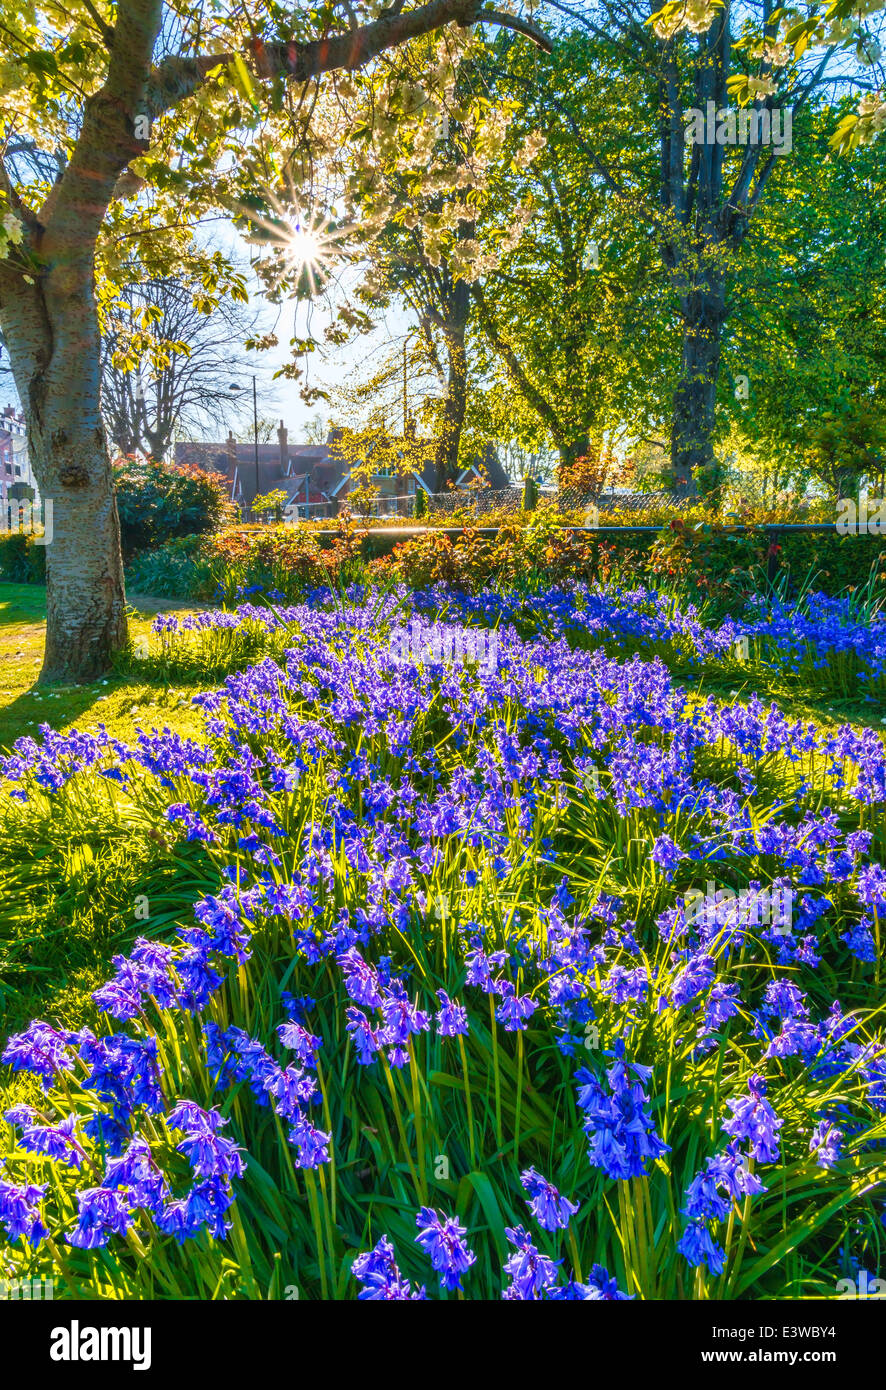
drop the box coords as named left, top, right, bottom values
left=102, top=1136, right=167, bottom=1210
left=0, top=1169, right=47, bottom=1244
left=287, top=1117, right=331, bottom=1169
left=809, top=1120, right=843, bottom=1169
left=722, top=1074, right=783, bottom=1164
left=575, top=1046, right=670, bottom=1181
left=415, top=1207, right=476, bottom=1290
left=66, top=1188, right=132, bottom=1248
left=677, top=1219, right=727, bottom=1275
left=651, top=833, right=685, bottom=879
left=15, top=1113, right=83, bottom=1168
left=502, top=1225, right=561, bottom=1300
left=684, top=1144, right=766, bottom=1225
left=277, top=1020, right=323, bottom=1066
left=352, top=1237, right=427, bottom=1300
left=549, top=1263, right=631, bottom=1299
left=496, top=982, right=537, bottom=1032
left=520, top=1167, right=579, bottom=1231
left=175, top=1126, right=246, bottom=1180
left=2, top=1021, right=75, bottom=1084
left=435, top=990, right=469, bottom=1037
left=166, top=1100, right=225, bottom=1134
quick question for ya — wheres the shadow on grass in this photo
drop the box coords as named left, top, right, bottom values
left=0, top=583, right=46, bottom=626
left=0, top=684, right=114, bottom=751
left=0, top=582, right=212, bottom=752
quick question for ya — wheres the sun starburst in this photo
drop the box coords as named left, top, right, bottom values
left=240, top=191, right=351, bottom=298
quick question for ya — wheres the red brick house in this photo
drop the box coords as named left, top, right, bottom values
left=175, top=423, right=508, bottom=516
left=0, top=406, right=31, bottom=504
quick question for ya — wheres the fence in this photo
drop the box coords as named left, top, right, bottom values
left=553, top=487, right=697, bottom=516
left=241, top=494, right=418, bottom=524
left=241, top=484, right=702, bottom=525
left=425, top=486, right=525, bottom=517
left=0, top=497, right=50, bottom=539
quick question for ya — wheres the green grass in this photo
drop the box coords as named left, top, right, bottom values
left=671, top=654, right=886, bottom=731
left=0, top=581, right=221, bottom=1057
left=0, top=582, right=210, bottom=753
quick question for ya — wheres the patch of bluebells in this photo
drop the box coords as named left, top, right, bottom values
left=1, top=586, right=886, bottom=1293
left=351, top=1184, right=628, bottom=1300
left=740, top=591, right=886, bottom=685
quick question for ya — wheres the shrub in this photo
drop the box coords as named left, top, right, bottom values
left=0, top=532, right=46, bottom=584
left=113, top=455, right=235, bottom=558
left=251, top=489, right=290, bottom=520
left=125, top=533, right=220, bottom=601
left=122, top=513, right=886, bottom=608
left=126, top=523, right=369, bottom=603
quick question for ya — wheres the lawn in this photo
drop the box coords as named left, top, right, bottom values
left=0, top=583, right=209, bottom=752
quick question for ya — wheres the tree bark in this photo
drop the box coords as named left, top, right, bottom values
left=35, top=434, right=127, bottom=683
left=3, top=273, right=127, bottom=683
left=670, top=269, right=725, bottom=495
left=558, top=433, right=590, bottom=470
left=432, top=279, right=470, bottom=491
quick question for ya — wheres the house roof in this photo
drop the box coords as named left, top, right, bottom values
left=175, top=432, right=512, bottom=503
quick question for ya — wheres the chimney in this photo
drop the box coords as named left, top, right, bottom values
left=278, top=419, right=288, bottom=472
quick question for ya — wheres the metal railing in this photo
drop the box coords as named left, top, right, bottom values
left=0, top=497, right=48, bottom=537
left=234, top=483, right=834, bottom=536
left=239, top=485, right=698, bottom=524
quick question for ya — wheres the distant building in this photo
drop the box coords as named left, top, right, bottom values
left=452, top=454, right=511, bottom=491
left=174, top=423, right=509, bottom=516
left=0, top=406, right=31, bottom=504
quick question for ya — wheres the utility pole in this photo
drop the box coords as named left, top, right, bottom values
left=253, top=376, right=259, bottom=506
left=228, top=376, right=262, bottom=513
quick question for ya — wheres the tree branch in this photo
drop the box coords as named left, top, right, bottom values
left=40, top=0, right=164, bottom=253
left=146, top=0, right=552, bottom=117
left=475, top=10, right=553, bottom=52
left=471, top=281, right=565, bottom=447
left=0, top=148, right=40, bottom=230
left=79, top=0, right=116, bottom=47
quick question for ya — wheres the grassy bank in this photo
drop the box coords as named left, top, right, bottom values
left=0, top=582, right=218, bottom=1045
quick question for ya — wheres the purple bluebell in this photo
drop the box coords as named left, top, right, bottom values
left=520, top=1167, right=579, bottom=1231
left=415, top=1207, right=476, bottom=1290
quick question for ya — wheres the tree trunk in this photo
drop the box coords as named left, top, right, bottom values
left=432, top=279, right=470, bottom=492
left=3, top=273, right=128, bottom=683
left=670, top=272, right=725, bottom=497
left=558, top=433, right=590, bottom=470
left=34, top=435, right=127, bottom=683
